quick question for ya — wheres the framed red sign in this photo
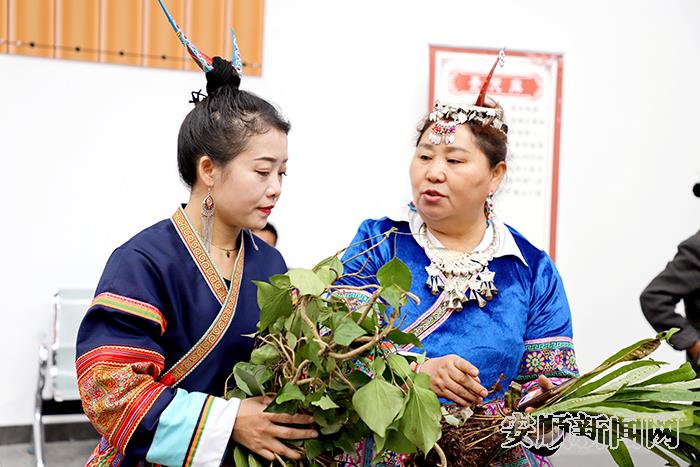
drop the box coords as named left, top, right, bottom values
left=429, top=46, right=563, bottom=259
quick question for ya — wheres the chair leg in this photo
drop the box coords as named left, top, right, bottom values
left=32, top=406, right=45, bottom=467
left=34, top=345, right=48, bottom=467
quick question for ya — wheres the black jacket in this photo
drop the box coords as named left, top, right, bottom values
left=640, top=230, right=700, bottom=351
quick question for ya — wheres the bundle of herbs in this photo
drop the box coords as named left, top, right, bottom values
left=225, top=246, right=445, bottom=466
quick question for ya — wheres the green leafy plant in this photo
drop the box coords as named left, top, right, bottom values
left=225, top=240, right=444, bottom=466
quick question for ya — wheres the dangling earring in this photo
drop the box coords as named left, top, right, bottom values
left=201, top=188, right=215, bottom=252
left=484, top=192, right=495, bottom=224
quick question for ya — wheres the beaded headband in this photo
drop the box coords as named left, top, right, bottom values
left=429, top=48, right=507, bottom=145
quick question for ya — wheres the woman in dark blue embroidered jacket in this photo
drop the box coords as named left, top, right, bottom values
left=75, top=5, right=317, bottom=466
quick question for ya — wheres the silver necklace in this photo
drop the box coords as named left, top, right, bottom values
left=421, top=223, right=499, bottom=311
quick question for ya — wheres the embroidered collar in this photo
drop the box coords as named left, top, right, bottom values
left=389, top=203, right=529, bottom=268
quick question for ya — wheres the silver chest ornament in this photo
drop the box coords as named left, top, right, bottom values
left=422, top=223, right=499, bottom=311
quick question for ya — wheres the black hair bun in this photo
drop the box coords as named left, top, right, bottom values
left=206, top=56, right=241, bottom=94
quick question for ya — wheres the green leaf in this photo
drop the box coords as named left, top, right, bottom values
left=233, top=362, right=273, bottom=397
left=254, top=281, right=293, bottom=332
left=334, top=317, right=367, bottom=346
left=313, top=255, right=344, bottom=280
left=352, top=378, right=404, bottom=437
left=633, top=362, right=697, bottom=386
left=593, top=363, right=664, bottom=393
left=380, top=284, right=404, bottom=310
left=578, top=404, right=694, bottom=429
left=311, top=395, right=340, bottom=410
left=371, top=357, right=386, bottom=377
left=355, top=308, right=379, bottom=332
left=304, top=298, right=324, bottom=323
left=607, top=389, right=700, bottom=403
left=304, top=439, right=325, bottom=460
left=297, top=340, right=322, bottom=369
left=608, top=441, right=634, bottom=467
left=384, top=426, right=418, bottom=454
left=288, top=269, right=327, bottom=296
left=285, top=331, right=298, bottom=349
left=414, top=372, right=431, bottom=389
left=264, top=400, right=299, bottom=415
left=276, top=383, right=306, bottom=404
left=534, top=392, right=616, bottom=415
left=233, top=446, right=249, bottom=467
left=600, top=337, right=661, bottom=367
left=377, top=257, right=412, bottom=291
left=248, top=452, right=263, bottom=467
left=569, top=360, right=665, bottom=398
left=387, top=329, right=422, bottom=348
left=400, top=385, right=442, bottom=454
left=225, top=387, right=247, bottom=400
left=269, top=273, right=291, bottom=288
left=387, top=354, right=413, bottom=378
left=249, top=344, right=281, bottom=365
left=644, top=378, right=700, bottom=391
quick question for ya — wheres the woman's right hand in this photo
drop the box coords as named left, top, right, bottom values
left=232, top=396, right=318, bottom=461
left=419, top=354, right=488, bottom=407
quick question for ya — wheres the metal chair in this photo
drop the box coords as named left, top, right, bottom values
left=34, top=288, right=94, bottom=467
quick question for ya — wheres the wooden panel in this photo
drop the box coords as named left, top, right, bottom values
left=0, top=0, right=7, bottom=53
left=8, top=0, right=55, bottom=58
left=99, top=0, right=143, bottom=66
left=55, top=0, right=99, bottom=61
left=184, top=0, right=226, bottom=71
left=142, top=0, right=185, bottom=69
left=229, top=0, right=264, bottom=76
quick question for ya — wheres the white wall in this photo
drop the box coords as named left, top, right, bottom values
left=1, top=0, right=699, bottom=426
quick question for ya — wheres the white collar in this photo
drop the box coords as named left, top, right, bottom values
left=390, top=204, right=528, bottom=267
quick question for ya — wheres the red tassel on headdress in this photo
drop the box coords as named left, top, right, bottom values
left=475, top=48, right=506, bottom=107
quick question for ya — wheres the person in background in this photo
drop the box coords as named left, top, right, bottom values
left=253, top=222, right=278, bottom=246
left=75, top=3, right=316, bottom=465
left=641, top=228, right=700, bottom=372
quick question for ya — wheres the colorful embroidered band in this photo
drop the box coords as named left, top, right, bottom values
left=91, top=293, right=167, bottom=335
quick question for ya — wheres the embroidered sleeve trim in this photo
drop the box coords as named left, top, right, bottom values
left=76, top=345, right=165, bottom=378
left=515, top=337, right=579, bottom=383
left=91, top=293, right=167, bottom=335
left=76, top=345, right=169, bottom=453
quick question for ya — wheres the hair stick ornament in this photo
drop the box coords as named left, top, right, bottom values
left=158, top=0, right=244, bottom=80
left=230, top=28, right=244, bottom=77
left=157, top=0, right=213, bottom=72
left=475, top=47, right=506, bottom=107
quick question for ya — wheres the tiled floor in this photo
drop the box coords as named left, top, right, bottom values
left=0, top=437, right=676, bottom=466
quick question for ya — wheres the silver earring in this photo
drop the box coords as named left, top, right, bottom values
left=201, top=188, right=215, bottom=252
left=484, top=192, right=495, bottom=224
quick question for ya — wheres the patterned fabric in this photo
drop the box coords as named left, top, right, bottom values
left=516, top=337, right=577, bottom=383
left=76, top=207, right=287, bottom=466
left=77, top=346, right=166, bottom=452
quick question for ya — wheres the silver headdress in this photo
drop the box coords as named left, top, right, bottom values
left=428, top=48, right=507, bottom=145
